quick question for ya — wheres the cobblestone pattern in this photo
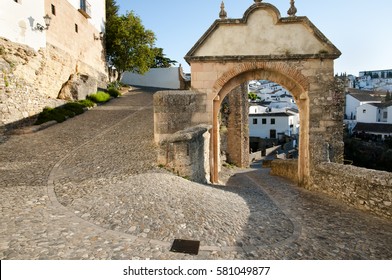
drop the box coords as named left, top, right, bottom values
left=1, top=88, right=392, bottom=260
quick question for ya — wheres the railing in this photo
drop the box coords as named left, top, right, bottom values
left=79, top=0, right=91, bottom=19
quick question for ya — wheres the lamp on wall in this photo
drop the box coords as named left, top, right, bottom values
left=94, top=32, right=104, bottom=41
left=35, top=14, right=52, bottom=31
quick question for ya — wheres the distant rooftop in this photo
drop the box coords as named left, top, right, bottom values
left=346, top=89, right=382, bottom=102
left=354, top=122, right=392, bottom=134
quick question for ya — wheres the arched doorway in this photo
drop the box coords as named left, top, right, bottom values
left=185, top=2, right=342, bottom=185
left=211, top=63, right=310, bottom=184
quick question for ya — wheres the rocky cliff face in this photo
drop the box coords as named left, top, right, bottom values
left=0, top=37, right=107, bottom=128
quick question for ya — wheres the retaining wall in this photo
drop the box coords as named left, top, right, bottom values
left=270, top=159, right=392, bottom=219
left=312, top=163, right=392, bottom=219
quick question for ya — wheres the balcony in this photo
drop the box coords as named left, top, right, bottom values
left=78, top=0, right=91, bottom=19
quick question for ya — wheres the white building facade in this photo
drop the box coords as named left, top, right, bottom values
left=249, top=111, right=300, bottom=139
left=345, top=90, right=381, bottom=120
left=0, top=0, right=46, bottom=50
left=356, top=103, right=392, bottom=124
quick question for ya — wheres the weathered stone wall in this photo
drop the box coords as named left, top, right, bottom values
left=153, top=90, right=208, bottom=143
left=270, top=159, right=299, bottom=183
left=157, top=125, right=211, bottom=183
left=271, top=159, right=392, bottom=219
left=0, top=37, right=107, bottom=127
left=154, top=90, right=212, bottom=183
left=312, top=163, right=392, bottom=219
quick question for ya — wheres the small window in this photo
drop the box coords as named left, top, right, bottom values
left=14, top=0, right=21, bottom=3
left=51, top=4, right=56, bottom=15
left=271, top=118, right=275, bottom=125
left=383, top=112, right=388, bottom=119
left=253, top=119, right=258, bottom=125
left=363, top=109, right=366, bottom=113
left=75, top=24, right=78, bottom=33
left=262, top=118, right=267, bottom=124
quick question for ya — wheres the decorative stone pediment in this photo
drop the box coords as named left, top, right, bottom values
left=185, top=3, right=341, bottom=62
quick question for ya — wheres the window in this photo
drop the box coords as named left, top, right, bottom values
left=253, top=119, right=258, bottom=125
left=51, top=4, right=56, bottom=15
left=75, top=24, right=78, bottom=33
left=79, top=0, right=92, bottom=18
left=363, top=109, right=366, bottom=113
left=271, top=118, right=275, bottom=125
left=262, top=118, right=267, bottom=124
left=383, top=112, right=388, bottom=119
left=14, top=0, right=21, bottom=3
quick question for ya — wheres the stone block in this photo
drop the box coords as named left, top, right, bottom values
left=158, top=124, right=212, bottom=183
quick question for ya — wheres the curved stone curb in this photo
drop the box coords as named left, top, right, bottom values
left=10, top=120, right=58, bottom=135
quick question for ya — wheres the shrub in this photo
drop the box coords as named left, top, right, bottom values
left=34, top=102, right=87, bottom=125
left=62, top=102, right=85, bottom=115
left=107, top=81, right=125, bottom=90
left=107, top=87, right=121, bottom=98
left=87, top=91, right=111, bottom=103
left=78, top=99, right=96, bottom=108
left=35, top=107, right=71, bottom=125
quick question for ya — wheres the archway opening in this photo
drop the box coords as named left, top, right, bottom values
left=211, top=67, right=310, bottom=185
left=219, top=79, right=301, bottom=176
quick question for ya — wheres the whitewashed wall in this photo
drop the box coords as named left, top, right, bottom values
left=122, top=68, right=182, bottom=89
left=67, top=0, right=105, bottom=32
left=0, top=0, right=46, bottom=50
left=356, top=103, right=378, bottom=123
left=249, top=114, right=299, bottom=139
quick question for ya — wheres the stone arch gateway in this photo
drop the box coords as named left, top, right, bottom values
left=155, top=2, right=344, bottom=186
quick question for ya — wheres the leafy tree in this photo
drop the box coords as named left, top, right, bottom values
left=106, top=0, right=119, bottom=23
left=248, top=92, right=257, bottom=101
left=105, top=1, right=156, bottom=80
left=151, top=48, right=177, bottom=68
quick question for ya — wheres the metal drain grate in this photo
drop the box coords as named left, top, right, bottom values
left=170, top=239, right=200, bottom=255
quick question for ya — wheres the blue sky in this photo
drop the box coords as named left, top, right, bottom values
left=117, top=0, right=392, bottom=75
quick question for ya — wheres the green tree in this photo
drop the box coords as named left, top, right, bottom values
left=151, top=48, right=177, bottom=68
left=248, top=92, right=257, bottom=101
left=105, top=1, right=156, bottom=80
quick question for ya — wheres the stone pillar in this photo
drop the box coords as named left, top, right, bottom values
left=225, top=83, right=249, bottom=167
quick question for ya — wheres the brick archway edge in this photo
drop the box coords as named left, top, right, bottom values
left=212, top=61, right=310, bottom=102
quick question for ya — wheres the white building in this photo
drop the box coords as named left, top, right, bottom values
left=0, top=0, right=47, bottom=50
left=345, top=89, right=381, bottom=120
left=0, top=0, right=105, bottom=51
left=356, top=103, right=391, bottom=123
left=249, top=110, right=300, bottom=139
left=249, top=104, right=269, bottom=114
left=353, top=102, right=392, bottom=140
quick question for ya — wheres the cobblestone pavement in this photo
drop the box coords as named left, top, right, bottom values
left=1, top=87, right=392, bottom=260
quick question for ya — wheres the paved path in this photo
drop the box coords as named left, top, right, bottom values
left=1, top=88, right=392, bottom=260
